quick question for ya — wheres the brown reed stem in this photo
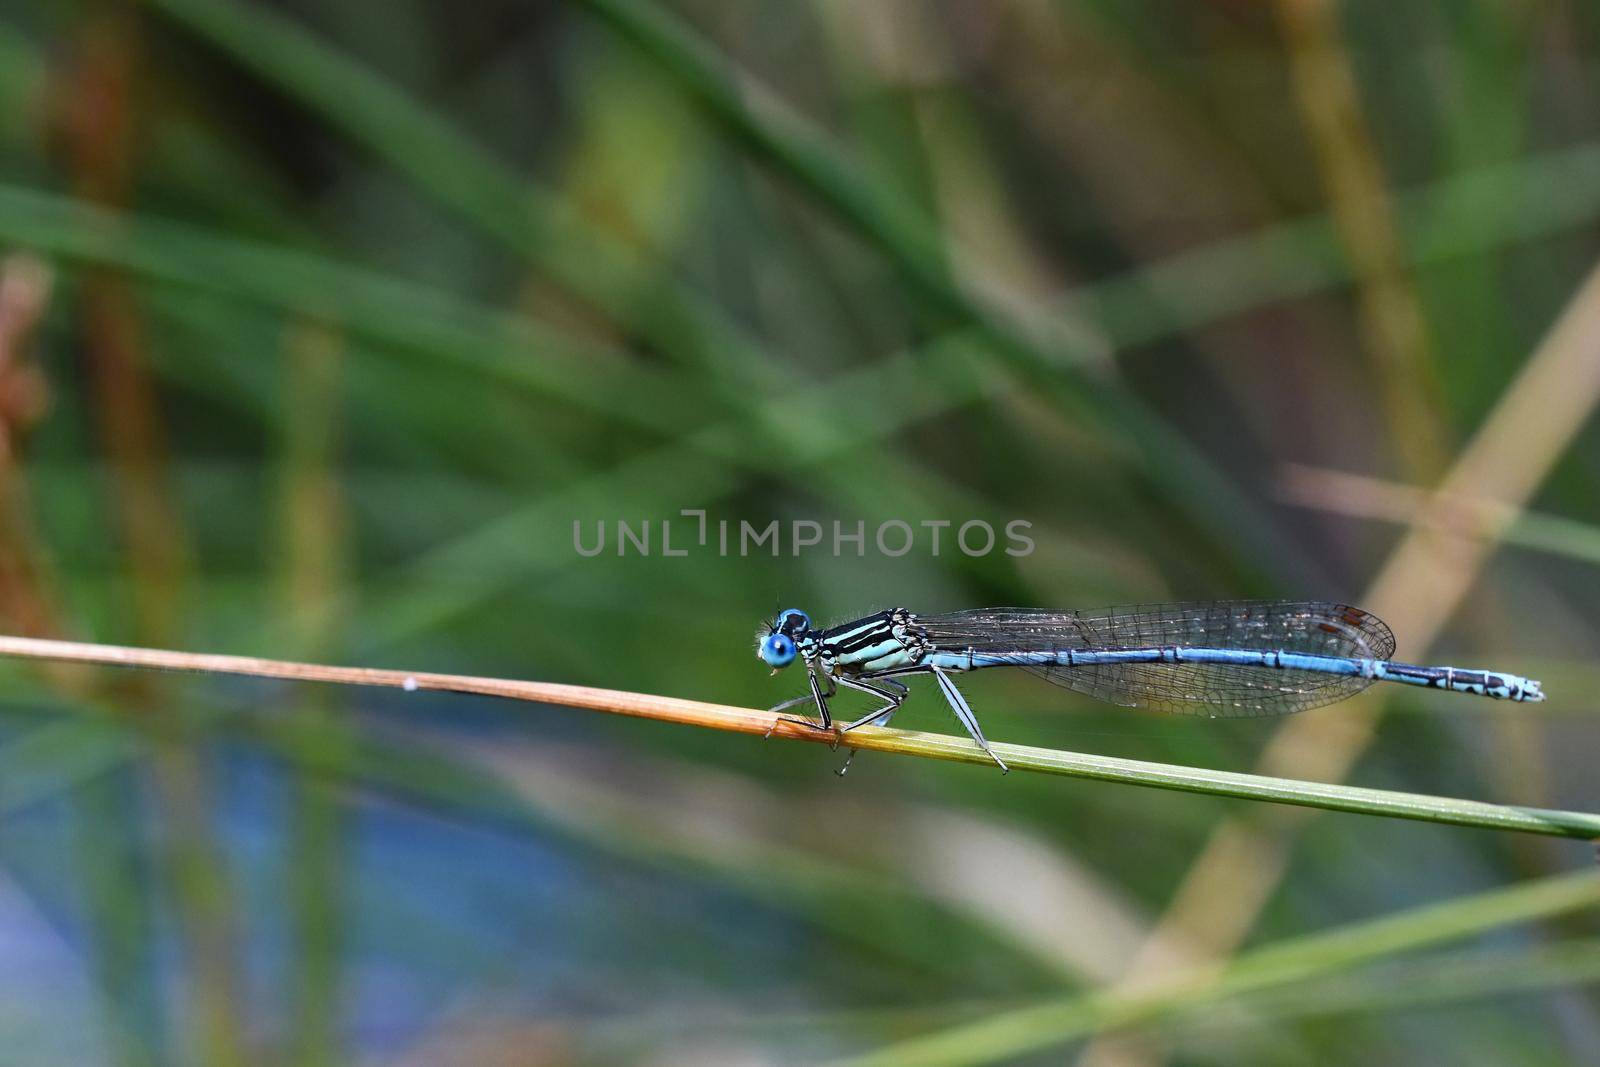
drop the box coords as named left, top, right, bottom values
left=2, top=633, right=1598, bottom=842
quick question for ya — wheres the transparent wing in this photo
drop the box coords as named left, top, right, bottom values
left=919, top=600, right=1397, bottom=718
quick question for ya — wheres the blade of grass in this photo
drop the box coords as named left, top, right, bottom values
left=3, top=122, right=1595, bottom=383
left=133, top=0, right=884, bottom=516
left=1279, top=462, right=1600, bottom=569
left=151, top=0, right=1299, bottom=586
left=462, top=733, right=1147, bottom=986
left=0, top=242, right=173, bottom=1067
left=66, top=19, right=253, bottom=1041
left=355, top=333, right=997, bottom=647
left=568, top=0, right=1306, bottom=587
left=1276, top=0, right=1448, bottom=478
left=0, top=744, right=162, bottom=1067
left=141, top=0, right=778, bottom=390
left=830, top=869, right=1600, bottom=1067
left=6, top=140, right=1600, bottom=643
left=574, top=0, right=976, bottom=329
left=0, top=718, right=135, bottom=811
left=447, top=737, right=1071, bottom=985
left=0, top=694, right=1067, bottom=986
left=135, top=0, right=1600, bottom=597
left=1209, top=938, right=1600, bottom=1029
left=0, top=183, right=1004, bottom=540
left=2, top=132, right=1597, bottom=603
left=1096, top=252, right=1600, bottom=1056
left=0, top=146, right=1591, bottom=644
left=0, top=633, right=1595, bottom=841
left=1070, top=140, right=1600, bottom=348
left=155, top=0, right=1061, bottom=383
left=6, top=154, right=1593, bottom=652
left=568, top=937, right=1600, bottom=1055
left=1408, top=7, right=1535, bottom=425
left=0, top=251, right=169, bottom=1067
left=3, top=131, right=1597, bottom=405
left=276, top=319, right=346, bottom=1067
left=0, top=183, right=704, bottom=434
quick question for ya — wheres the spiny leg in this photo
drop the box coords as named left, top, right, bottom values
left=766, top=664, right=834, bottom=720
left=836, top=669, right=924, bottom=733
left=765, top=662, right=840, bottom=746
left=831, top=675, right=908, bottom=777
left=766, top=693, right=819, bottom=716
left=930, top=665, right=1008, bottom=773
left=837, top=675, right=907, bottom=731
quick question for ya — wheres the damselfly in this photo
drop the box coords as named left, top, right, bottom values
left=755, top=601, right=1545, bottom=772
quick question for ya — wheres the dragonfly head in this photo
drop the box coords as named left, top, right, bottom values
left=756, top=608, right=810, bottom=673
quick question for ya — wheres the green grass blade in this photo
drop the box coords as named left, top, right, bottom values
left=204, top=0, right=1243, bottom=585
left=0, top=182, right=702, bottom=431
left=1279, top=462, right=1600, bottom=570
left=1222, top=939, right=1600, bottom=1027
left=142, top=0, right=776, bottom=387
left=564, top=0, right=1600, bottom=588
left=0, top=696, right=1065, bottom=985
left=575, top=0, right=964, bottom=323
left=1078, top=142, right=1600, bottom=349
left=833, top=869, right=1600, bottom=1067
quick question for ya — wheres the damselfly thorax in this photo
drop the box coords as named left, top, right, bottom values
left=803, top=608, right=930, bottom=677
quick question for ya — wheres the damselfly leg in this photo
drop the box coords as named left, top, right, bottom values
left=766, top=693, right=821, bottom=716
left=930, top=666, right=1008, bottom=773
left=836, top=676, right=908, bottom=730
left=764, top=662, right=842, bottom=747
left=834, top=669, right=1008, bottom=775
left=831, top=675, right=908, bottom=777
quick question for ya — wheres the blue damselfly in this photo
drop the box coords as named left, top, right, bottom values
left=755, top=601, right=1545, bottom=772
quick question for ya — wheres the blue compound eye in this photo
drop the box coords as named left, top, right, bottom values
left=775, top=608, right=810, bottom=634
left=759, top=632, right=797, bottom=668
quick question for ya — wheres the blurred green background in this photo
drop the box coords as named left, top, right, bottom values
left=0, top=0, right=1597, bottom=1064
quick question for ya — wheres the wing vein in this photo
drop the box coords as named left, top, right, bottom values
left=919, top=600, right=1395, bottom=718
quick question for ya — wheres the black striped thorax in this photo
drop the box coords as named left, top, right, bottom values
left=799, top=607, right=927, bottom=673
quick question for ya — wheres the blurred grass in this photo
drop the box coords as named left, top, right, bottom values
left=3, top=134, right=1598, bottom=650
left=1095, top=243, right=1600, bottom=1067
left=557, top=935, right=1600, bottom=1059
left=148, top=0, right=1315, bottom=590
left=1280, top=462, right=1600, bottom=569
left=277, top=319, right=346, bottom=1067
left=837, top=869, right=1600, bottom=1067
left=142, top=0, right=777, bottom=394
left=1275, top=0, right=1448, bottom=479
left=0, top=687, right=1070, bottom=989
